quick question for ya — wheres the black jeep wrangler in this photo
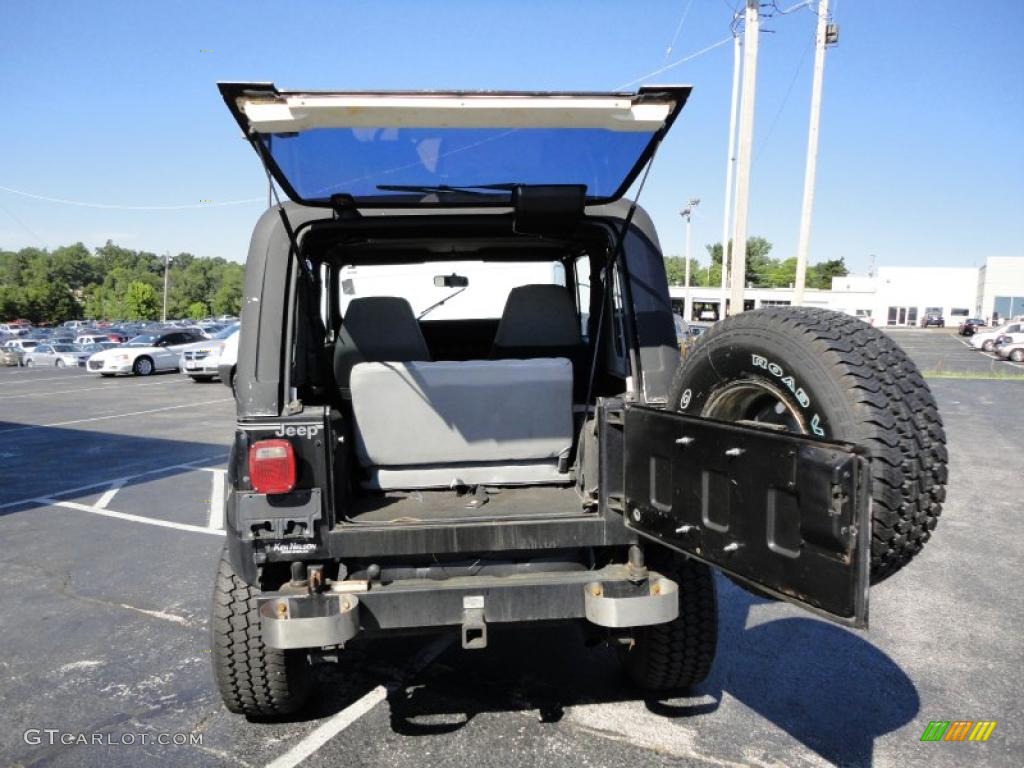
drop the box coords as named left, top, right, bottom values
left=211, top=83, right=947, bottom=717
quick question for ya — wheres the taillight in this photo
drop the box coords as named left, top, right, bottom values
left=248, top=439, right=296, bottom=494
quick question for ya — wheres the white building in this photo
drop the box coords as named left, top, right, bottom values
left=976, top=257, right=1024, bottom=324
left=669, top=256, right=1024, bottom=326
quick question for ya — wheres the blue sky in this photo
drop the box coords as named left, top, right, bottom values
left=1, top=0, right=1021, bottom=274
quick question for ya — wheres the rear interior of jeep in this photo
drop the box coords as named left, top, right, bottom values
left=291, top=214, right=634, bottom=527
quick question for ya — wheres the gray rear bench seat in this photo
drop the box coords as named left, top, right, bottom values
left=350, top=358, right=574, bottom=490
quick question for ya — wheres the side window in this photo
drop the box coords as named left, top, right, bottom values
left=38, top=345, right=52, bottom=354
left=574, top=255, right=590, bottom=341
left=604, top=265, right=630, bottom=379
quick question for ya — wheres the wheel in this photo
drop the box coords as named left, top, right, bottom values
left=229, top=368, right=237, bottom=398
left=211, top=549, right=313, bottom=717
left=668, top=307, right=947, bottom=584
left=24, top=359, right=32, bottom=368
left=55, top=359, right=65, bottom=368
left=619, top=554, right=718, bottom=690
left=132, top=356, right=154, bottom=376
left=1011, top=349, right=1024, bottom=363
left=982, top=340, right=995, bottom=352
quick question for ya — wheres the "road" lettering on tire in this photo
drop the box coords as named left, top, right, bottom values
left=751, top=354, right=825, bottom=436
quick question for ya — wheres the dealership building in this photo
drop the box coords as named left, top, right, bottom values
left=670, top=256, right=1024, bottom=326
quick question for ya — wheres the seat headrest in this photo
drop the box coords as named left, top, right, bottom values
left=492, top=284, right=581, bottom=350
left=334, top=297, right=431, bottom=393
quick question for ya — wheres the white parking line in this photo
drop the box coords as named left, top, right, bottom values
left=264, top=687, right=388, bottom=768
left=46, top=499, right=225, bottom=536
left=0, top=455, right=225, bottom=511
left=208, top=470, right=226, bottom=530
left=263, top=634, right=454, bottom=768
left=95, top=479, right=126, bottom=510
left=0, top=378, right=191, bottom=399
left=0, top=373, right=92, bottom=385
left=0, top=399, right=232, bottom=435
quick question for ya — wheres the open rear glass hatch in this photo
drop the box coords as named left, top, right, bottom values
left=218, top=82, right=691, bottom=206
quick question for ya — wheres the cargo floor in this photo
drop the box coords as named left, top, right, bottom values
left=343, top=485, right=585, bottom=524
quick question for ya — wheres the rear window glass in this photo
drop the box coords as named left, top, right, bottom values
left=338, top=261, right=566, bottom=321
left=263, top=127, right=653, bottom=203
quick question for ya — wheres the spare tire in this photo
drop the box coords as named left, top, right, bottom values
left=668, top=307, right=947, bottom=584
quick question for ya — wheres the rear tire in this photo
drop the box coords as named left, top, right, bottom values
left=667, top=307, right=947, bottom=584
left=620, top=554, right=718, bottom=690
left=55, top=359, right=65, bottom=368
left=982, top=340, right=996, bottom=352
left=211, top=549, right=313, bottom=717
left=1011, top=349, right=1024, bottom=363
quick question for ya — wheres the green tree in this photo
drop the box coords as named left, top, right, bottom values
left=705, top=237, right=775, bottom=287
left=211, top=264, right=244, bottom=316
left=49, top=243, right=98, bottom=290
left=122, top=281, right=160, bottom=320
left=187, top=300, right=208, bottom=319
left=807, top=257, right=849, bottom=289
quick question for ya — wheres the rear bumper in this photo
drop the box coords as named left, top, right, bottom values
left=257, top=565, right=678, bottom=650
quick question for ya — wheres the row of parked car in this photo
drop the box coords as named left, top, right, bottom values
left=0, top=319, right=240, bottom=383
left=962, top=319, right=1024, bottom=361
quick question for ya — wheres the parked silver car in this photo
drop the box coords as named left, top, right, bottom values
left=23, top=343, right=90, bottom=368
left=179, top=323, right=239, bottom=382
left=996, top=339, right=1024, bottom=363
left=1, top=338, right=40, bottom=365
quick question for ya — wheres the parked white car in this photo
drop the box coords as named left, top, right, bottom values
left=74, top=333, right=114, bottom=346
left=23, top=343, right=90, bottom=368
left=86, top=330, right=204, bottom=376
left=970, top=321, right=1024, bottom=352
left=217, top=329, right=239, bottom=392
left=179, top=323, right=239, bottom=382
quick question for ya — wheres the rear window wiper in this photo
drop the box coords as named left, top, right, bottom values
left=375, top=183, right=517, bottom=196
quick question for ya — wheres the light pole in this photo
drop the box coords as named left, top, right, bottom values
left=162, top=252, right=171, bottom=323
left=680, top=199, right=700, bottom=321
left=729, top=0, right=761, bottom=316
left=793, top=0, right=836, bottom=306
left=720, top=30, right=742, bottom=321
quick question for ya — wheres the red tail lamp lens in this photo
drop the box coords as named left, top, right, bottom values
left=248, top=439, right=296, bottom=494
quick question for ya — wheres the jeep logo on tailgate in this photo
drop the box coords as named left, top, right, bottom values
left=273, top=424, right=321, bottom=438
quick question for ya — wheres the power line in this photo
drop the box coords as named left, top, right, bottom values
left=663, top=0, right=696, bottom=60
left=752, top=30, right=816, bottom=164
left=0, top=185, right=263, bottom=211
left=617, top=35, right=733, bottom=89
left=0, top=200, right=48, bottom=247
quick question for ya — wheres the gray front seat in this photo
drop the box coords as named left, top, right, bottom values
left=333, top=297, right=431, bottom=397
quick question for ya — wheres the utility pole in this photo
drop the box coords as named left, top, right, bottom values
left=680, top=198, right=700, bottom=320
left=162, top=252, right=171, bottom=323
left=793, top=0, right=834, bottom=305
left=729, top=0, right=760, bottom=316
left=720, top=32, right=742, bottom=321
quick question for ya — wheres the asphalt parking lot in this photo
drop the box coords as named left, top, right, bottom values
left=1, top=332, right=1021, bottom=768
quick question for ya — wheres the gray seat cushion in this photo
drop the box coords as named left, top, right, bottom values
left=334, top=297, right=431, bottom=396
left=350, top=358, right=574, bottom=489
